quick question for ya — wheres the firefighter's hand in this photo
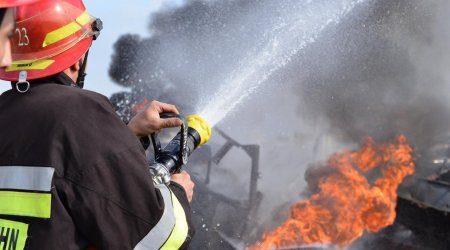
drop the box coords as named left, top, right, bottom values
left=171, top=171, right=194, bottom=202
left=127, top=100, right=183, bottom=137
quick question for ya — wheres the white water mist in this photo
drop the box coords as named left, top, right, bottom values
left=197, top=0, right=370, bottom=127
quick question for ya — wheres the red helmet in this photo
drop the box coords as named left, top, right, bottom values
left=0, top=0, right=38, bottom=8
left=0, top=0, right=102, bottom=81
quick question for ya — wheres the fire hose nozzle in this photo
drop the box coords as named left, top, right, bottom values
left=149, top=114, right=212, bottom=185
left=187, top=114, right=212, bottom=145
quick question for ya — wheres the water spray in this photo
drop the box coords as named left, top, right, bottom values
left=197, top=0, right=370, bottom=127
left=149, top=113, right=212, bottom=185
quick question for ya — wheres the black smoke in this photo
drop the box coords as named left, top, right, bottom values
left=292, top=0, right=450, bottom=150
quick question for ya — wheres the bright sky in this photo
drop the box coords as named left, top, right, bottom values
left=0, top=0, right=183, bottom=97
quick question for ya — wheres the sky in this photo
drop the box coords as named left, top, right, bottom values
left=0, top=0, right=183, bottom=97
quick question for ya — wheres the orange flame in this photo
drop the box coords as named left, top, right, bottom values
left=248, top=135, right=415, bottom=250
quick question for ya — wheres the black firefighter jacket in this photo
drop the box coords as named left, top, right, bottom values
left=0, top=73, right=194, bottom=250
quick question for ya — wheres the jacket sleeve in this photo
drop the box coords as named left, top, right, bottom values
left=55, top=92, right=194, bottom=249
left=169, top=182, right=196, bottom=249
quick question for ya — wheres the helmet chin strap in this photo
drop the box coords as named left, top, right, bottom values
left=75, top=49, right=90, bottom=89
left=73, top=18, right=102, bottom=89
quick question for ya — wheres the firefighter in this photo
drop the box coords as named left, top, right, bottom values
left=0, top=0, right=195, bottom=249
left=0, top=0, right=38, bottom=68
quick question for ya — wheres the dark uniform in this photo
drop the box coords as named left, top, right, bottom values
left=0, top=73, right=193, bottom=250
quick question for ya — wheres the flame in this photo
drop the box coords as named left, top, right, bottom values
left=248, top=135, right=415, bottom=250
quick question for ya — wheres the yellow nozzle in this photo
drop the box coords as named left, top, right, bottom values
left=187, top=115, right=212, bottom=145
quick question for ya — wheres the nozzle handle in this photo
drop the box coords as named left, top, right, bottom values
left=150, top=113, right=188, bottom=168
left=159, top=112, right=181, bottom=119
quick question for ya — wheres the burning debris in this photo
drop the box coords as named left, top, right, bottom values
left=394, top=136, right=450, bottom=250
left=248, top=135, right=414, bottom=250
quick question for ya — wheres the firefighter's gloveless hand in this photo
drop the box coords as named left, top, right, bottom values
left=127, top=100, right=183, bottom=137
left=171, top=171, right=194, bottom=202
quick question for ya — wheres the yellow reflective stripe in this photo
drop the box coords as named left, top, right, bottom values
left=160, top=192, right=189, bottom=250
left=0, top=191, right=51, bottom=218
left=76, top=11, right=91, bottom=25
left=5, top=60, right=55, bottom=72
left=0, top=219, right=28, bottom=250
left=42, top=11, right=90, bottom=47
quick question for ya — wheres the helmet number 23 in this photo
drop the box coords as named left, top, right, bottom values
left=15, top=28, right=30, bottom=47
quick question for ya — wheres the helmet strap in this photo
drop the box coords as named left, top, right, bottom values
left=76, top=49, right=90, bottom=89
